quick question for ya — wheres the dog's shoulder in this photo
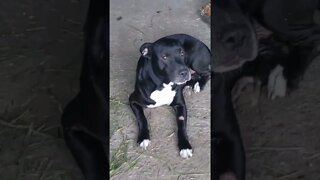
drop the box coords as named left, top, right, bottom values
left=132, top=55, right=164, bottom=103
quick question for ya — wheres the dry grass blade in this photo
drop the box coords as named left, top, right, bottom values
left=0, top=118, right=55, bottom=138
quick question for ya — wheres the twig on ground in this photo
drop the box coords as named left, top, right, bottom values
left=44, top=68, right=73, bottom=73
left=26, top=27, right=46, bottom=32
left=39, top=159, right=53, bottom=180
left=306, top=152, right=320, bottom=159
left=277, top=170, right=300, bottom=179
left=9, top=109, right=30, bottom=124
left=60, top=28, right=81, bottom=37
left=0, top=119, right=55, bottom=138
left=63, top=17, right=82, bottom=25
left=248, top=147, right=304, bottom=151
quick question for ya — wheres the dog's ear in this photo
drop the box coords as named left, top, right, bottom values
left=140, top=43, right=152, bottom=59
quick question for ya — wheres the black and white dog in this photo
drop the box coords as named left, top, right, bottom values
left=129, top=34, right=211, bottom=158
left=213, top=0, right=320, bottom=180
left=61, top=0, right=107, bottom=179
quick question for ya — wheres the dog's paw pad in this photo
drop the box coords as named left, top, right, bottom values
left=180, top=149, right=193, bottom=159
left=268, top=65, right=287, bottom=100
left=193, top=82, right=200, bottom=93
left=139, top=139, right=150, bottom=150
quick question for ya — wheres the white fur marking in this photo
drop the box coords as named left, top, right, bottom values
left=193, top=82, right=201, bottom=93
left=147, top=82, right=176, bottom=108
left=180, top=149, right=193, bottom=159
left=139, top=139, right=150, bottom=150
left=176, top=80, right=188, bottom=85
left=178, top=116, right=185, bottom=120
left=142, top=48, right=148, bottom=56
left=268, top=65, right=287, bottom=100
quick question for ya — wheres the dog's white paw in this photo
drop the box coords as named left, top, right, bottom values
left=139, top=139, right=150, bottom=150
left=180, top=149, right=193, bottom=159
left=193, top=82, right=201, bottom=93
left=268, top=65, right=287, bottom=100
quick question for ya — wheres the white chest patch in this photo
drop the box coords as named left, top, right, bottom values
left=147, top=82, right=176, bottom=108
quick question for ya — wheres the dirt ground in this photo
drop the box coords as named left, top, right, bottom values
left=0, top=0, right=88, bottom=179
left=235, top=53, right=320, bottom=180
left=1, top=0, right=320, bottom=180
left=236, top=56, right=320, bottom=180
left=234, top=13, right=320, bottom=180
left=112, top=1, right=320, bottom=179
left=110, top=0, right=211, bottom=179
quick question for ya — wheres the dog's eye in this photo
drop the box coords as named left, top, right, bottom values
left=162, top=55, right=167, bottom=60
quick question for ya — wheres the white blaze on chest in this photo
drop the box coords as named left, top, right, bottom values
left=147, top=82, right=176, bottom=108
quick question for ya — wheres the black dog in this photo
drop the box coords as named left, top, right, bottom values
left=129, top=34, right=211, bottom=158
left=61, top=0, right=107, bottom=179
left=213, top=0, right=320, bottom=180
left=212, top=0, right=258, bottom=179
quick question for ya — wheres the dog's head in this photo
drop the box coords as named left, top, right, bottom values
left=140, top=38, right=191, bottom=85
left=212, top=0, right=258, bottom=72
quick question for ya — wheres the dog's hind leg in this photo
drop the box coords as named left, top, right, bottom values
left=213, top=72, right=246, bottom=180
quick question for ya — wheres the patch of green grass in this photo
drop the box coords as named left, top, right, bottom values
left=109, top=97, right=127, bottom=137
left=109, top=97, right=141, bottom=177
left=109, top=135, right=129, bottom=177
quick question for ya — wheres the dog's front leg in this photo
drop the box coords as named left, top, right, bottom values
left=62, top=95, right=107, bottom=180
left=129, top=96, right=150, bottom=150
left=171, top=89, right=193, bottom=158
left=212, top=72, right=245, bottom=180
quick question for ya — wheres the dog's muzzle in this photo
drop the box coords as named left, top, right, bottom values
left=175, top=69, right=191, bottom=85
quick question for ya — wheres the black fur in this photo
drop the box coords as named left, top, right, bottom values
left=61, top=0, right=107, bottom=179
left=129, top=34, right=211, bottom=156
left=212, top=0, right=320, bottom=180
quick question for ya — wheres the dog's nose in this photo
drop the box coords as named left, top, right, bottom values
left=221, top=29, right=247, bottom=50
left=179, top=69, right=189, bottom=77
